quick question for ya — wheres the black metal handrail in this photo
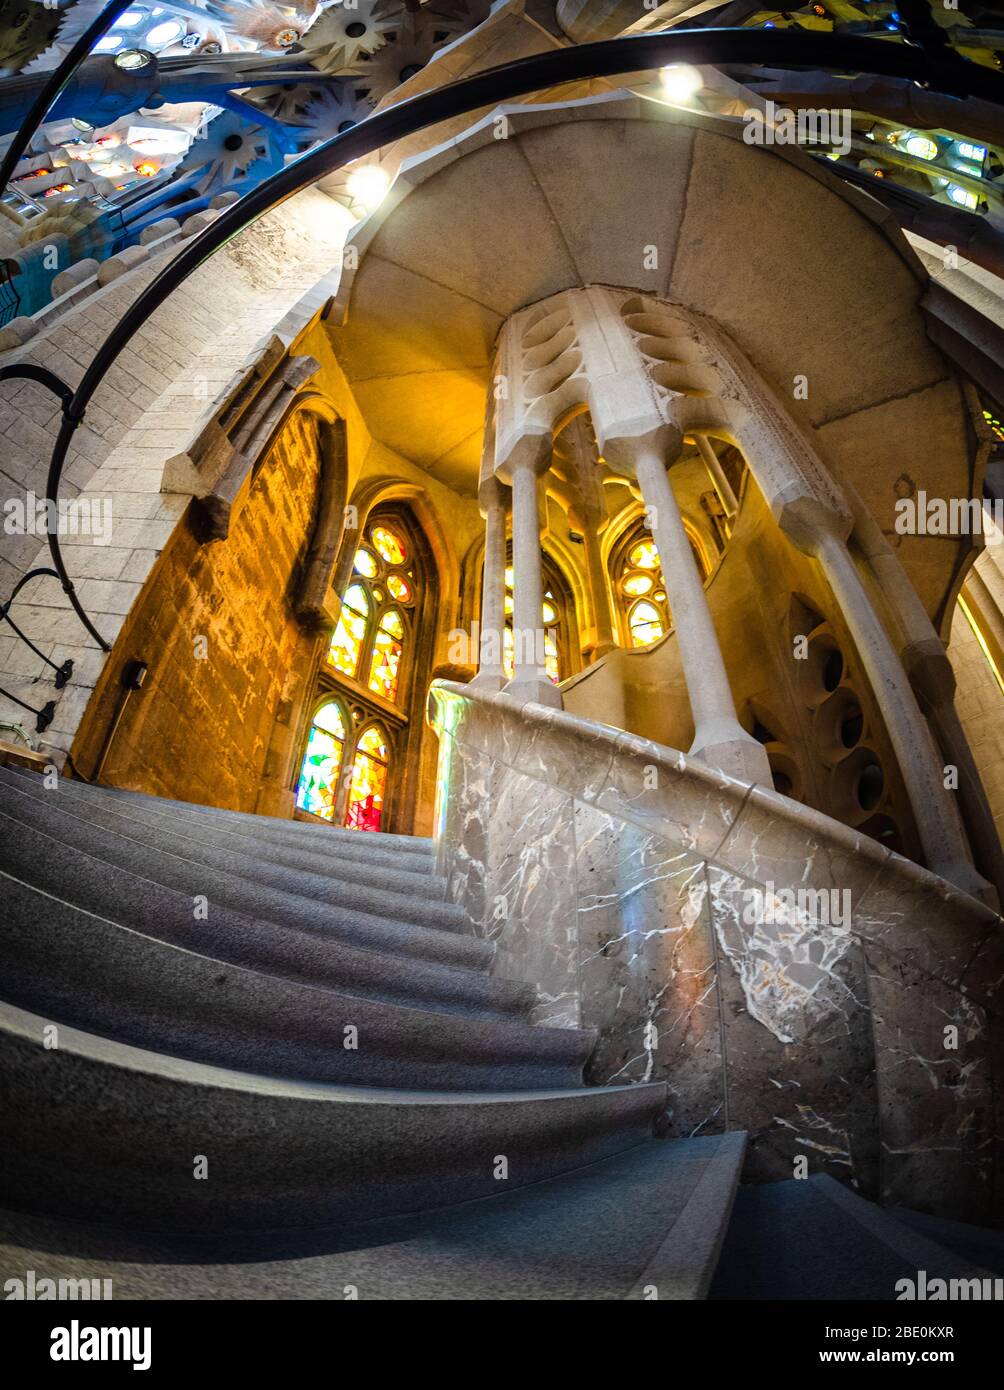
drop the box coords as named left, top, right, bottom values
left=0, top=566, right=74, bottom=690
left=0, top=567, right=65, bottom=731
left=8, top=27, right=1004, bottom=662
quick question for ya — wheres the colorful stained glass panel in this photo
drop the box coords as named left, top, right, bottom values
left=345, top=727, right=389, bottom=832
left=368, top=626, right=402, bottom=700
left=387, top=573, right=411, bottom=603
left=295, top=702, right=346, bottom=822
left=353, top=548, right=377, bottom=577
left=327, top=584, right=368, bottom=677
left=371, top=526, right=406, bottom=565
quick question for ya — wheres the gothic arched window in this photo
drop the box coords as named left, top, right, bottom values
left=612, top=522, right=708, bottom=649
left=295, top=699, right=348, bottom=822
left=345, top=724, right=390, bottom=831
left=296, top=512, right=428, bottom=833
left=501, top=561, right=567, bottom=684
left=325, top=522, right=416, bottom=702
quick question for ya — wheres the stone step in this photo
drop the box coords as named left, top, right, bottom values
left=0, top=1132, right=746, bottom=1300
left=0, top=774, right=486, bottom=971
left=6, top=767, right=443, bottom=896
left=0, top=808, right=531, bottom=1020
left=0, top=999, right=666, bottom=1232
left=0, top=871, right=591, bottom=1091
left=0, top=768, right=462, bottom=931
left=709, top=1174, right=995, bottom=1301
left=11, top=768, right=437, bottom=869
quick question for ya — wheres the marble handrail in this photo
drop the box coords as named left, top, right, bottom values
left=429, top=677, right=1004, bottom=1227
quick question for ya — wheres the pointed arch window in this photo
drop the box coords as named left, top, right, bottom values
left=295, top=699, right=348, bottom=822
left=346, top=724, right=390, bottom=831
left=325, top=523, right=415, bottom=703
left=328, top=582, right=369, bottom=679
left=612, top=522, right=708, bottom=649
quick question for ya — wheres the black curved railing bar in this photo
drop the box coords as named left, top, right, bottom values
left=0, top=568, right=74, bottom=688
left=14, top=26, right=1004, bottom=657
left=0, top=0, right=136, bottom=195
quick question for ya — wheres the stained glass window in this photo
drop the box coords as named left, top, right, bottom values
left=345, top=725, right=390, bottom=832
left=371, top=526, right=406, bottom=565
left=327, top=583, right=368, bottom=677
left=368, top=608, right=404, bottom=701
left=295, top=700, right=347, bottom=822
left=501, top=559, right=566, bottom=683
left=616, top=526, right=674, bottom=648
left=629, top=600, right=664, bottom=646
left=304, top=516, right=419, bottom=833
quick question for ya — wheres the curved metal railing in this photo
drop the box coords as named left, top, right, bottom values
left=5, top=27, right=1004, bottom=657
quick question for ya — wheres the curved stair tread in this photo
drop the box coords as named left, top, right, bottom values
left=0, top=1132, right=746, bottom=1300
left=0, top=1000, right=666, bottom=1232
left=0, top=869, right=594, bottom=1091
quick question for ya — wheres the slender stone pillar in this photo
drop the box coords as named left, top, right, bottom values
left=633, top=442, right=771, bottom=784
left=582, top=520, right=617, bottom=657
left=471, top=477, right=508, bottom=692
left=696, top=434, right=738, bottom=517
left=808, top=512, right=992, bottom=902
left=503, top=460, right=562, bottom=707
left=844, top=488, right=1004, bottom=905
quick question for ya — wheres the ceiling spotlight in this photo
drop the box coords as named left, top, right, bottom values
left=345, top=164, right=390, bottom=211
left=114, top=48, right=155, bottom=71
left=659, top=65, right=703, bottom=105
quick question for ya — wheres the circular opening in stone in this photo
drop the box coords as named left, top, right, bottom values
left=822, top=647, right=843, bottom=692
left=840, top=710, right=864, bottom=748
left=856, top=761, right=884, bottom=811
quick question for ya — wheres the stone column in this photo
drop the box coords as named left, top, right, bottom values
left=845, top=487, right=1004, bottom=905
left=582, top=519, right=616, bottom=657
left=504, top=459, right=562, bottom=708
left=696, top=434, right=738, bottom=517
left=471, top=476, right=508, bottom=692
left=633, top=439, right=771, bottom=784
left=806, top=508, right=991, bottom=902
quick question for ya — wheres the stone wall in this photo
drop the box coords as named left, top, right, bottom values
left=71, top=410, right=324, bottom=810
left=0, top=188, right=346, bottom=759
left=429, top=679, right=1003, bottom=1224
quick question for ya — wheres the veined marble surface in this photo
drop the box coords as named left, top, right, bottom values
left=428, top=681, right=1003, bottom=1223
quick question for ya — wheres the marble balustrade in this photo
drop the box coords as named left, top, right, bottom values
left=428, top=678, right=1004, bottom=1224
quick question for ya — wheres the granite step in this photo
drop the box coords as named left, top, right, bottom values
left=709, top=1174, right=996, bottom=1301
left=0, top=999, right=666, bottom=1232
left=5, top=766, right=443, bottom=896
left=0, top=871, right=590, bottom=1090
left=7, top=767, right=437, bottom=871
left=0, top=808, right=530, bottom=1020
left=0, top=774, right=484, bottom=971
left=0, top=767, right=461, bottom=931
left=0, top=1132, right=746, bottom=1300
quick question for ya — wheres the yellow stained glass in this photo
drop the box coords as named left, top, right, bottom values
left=629, top=539, right=661, bottom=570
left=623, top=571, right=653, bottom=597
left=504, top=593, right=514, bottom=615
left=503, top=624, right=514, bottom=680
left=359, top=725, right=389, bottom=759
left=371, top=526, right=406, bottom=565
left=345, top=728, right=389, bottom=832
left=381, top=607, right=404, bottom=639
left=327, top=584, right=369, bottom=677
left=368, top=626, right=402, bottom=700
left=545, top=631, right=560, bottom=684
left=542, top=600, right=557, bottom=624
left=629, top=600, right=664, bottom=647
left=387, top=574, right=411, bottom=602
left=504, top=566, right=514, bottom=590
left=353, top=548, right=377, bottom=577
